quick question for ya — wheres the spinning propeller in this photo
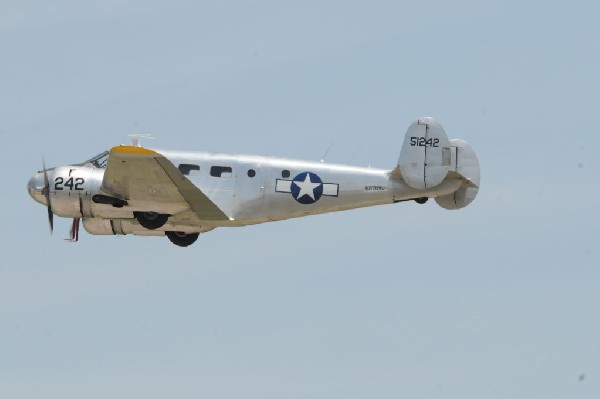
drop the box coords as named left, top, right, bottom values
left=39, top=159, right=80, bottom=241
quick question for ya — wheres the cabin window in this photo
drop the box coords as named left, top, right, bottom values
left=178, top=164, right=200, bottom=176
left=247, top=169, right=256, bottom=178
left=210, top=166, right=233, bottom=178
left=281, top=169, right=290, bottom=178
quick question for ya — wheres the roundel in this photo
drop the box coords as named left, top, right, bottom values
left=291, top=172, right=323, bottom=204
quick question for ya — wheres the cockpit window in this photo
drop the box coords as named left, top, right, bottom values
left=78, top=151, right=110, bottom=168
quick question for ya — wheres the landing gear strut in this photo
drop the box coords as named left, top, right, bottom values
left=166, top=231, right=199, bottom=247
left=135, top=212, right=169, bottom=229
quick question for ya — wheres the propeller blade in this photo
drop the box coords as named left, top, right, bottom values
left=47, top=206, right=54, bottom=233
left=42, top=158, right=54, bottom=234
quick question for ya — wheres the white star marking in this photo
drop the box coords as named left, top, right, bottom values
left=293, top=173, right=321, bottom=200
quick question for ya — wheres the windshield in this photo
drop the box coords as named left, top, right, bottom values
left=78, top=150, right=109, bottom=168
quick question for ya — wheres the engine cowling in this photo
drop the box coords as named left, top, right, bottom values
left=45, top=165, right=104, bottom=218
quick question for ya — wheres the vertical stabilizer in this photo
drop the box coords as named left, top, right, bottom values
left=398, top=117, right=451, bottom=189
left=435, top=139, right=480, bottom=210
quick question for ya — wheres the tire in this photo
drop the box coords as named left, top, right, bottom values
left=166, top=231, right=199, bottom=247
left=414, top=197, right=429, bottom=204
left=135, top=212, right=169, bottom=229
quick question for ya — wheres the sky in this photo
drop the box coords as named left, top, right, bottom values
left=1, top=0, right=599, bottom=398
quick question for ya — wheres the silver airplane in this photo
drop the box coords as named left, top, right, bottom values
left=27, top=117, right=480, bottom=247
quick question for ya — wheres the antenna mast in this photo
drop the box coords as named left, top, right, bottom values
left=128, top=134, right=154, bottom=147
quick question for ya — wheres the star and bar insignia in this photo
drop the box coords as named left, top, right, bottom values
left=275, top=172, right=339, bottom=204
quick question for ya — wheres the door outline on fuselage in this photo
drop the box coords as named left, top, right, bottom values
left=234, top=161, right=266, bottom=219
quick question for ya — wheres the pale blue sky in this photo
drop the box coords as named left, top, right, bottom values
left=1, top=1, right=599, bottom=398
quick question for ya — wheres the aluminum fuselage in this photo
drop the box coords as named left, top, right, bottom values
left=30, top=149, right=462, bottom=232
left=29, top=116, right=481, bottom=247
left=141, top=149, right=461, bottom=227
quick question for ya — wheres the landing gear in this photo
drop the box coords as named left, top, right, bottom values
left=166, top=231, right=199, bottom=247
left=415, top=197, right=429, bottom=204
left=135, top=212, right=169, bottom=229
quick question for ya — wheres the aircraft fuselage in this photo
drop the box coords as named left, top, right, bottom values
left=27, top=117, right=480, bottom=246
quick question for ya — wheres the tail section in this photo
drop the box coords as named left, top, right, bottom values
left=397, top=117, right=452, bottom=189
left=397, top=117, right=480, bottom=209
left=435, top=139, right=480, bottom=210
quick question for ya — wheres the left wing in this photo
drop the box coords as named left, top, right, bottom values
left=100, top=145, right=229, bottom=221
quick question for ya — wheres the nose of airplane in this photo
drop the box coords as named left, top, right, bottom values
left=28, top=172, right=48, bottom=206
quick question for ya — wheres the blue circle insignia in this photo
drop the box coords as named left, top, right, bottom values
left=291, top=172, right=323, bottom=204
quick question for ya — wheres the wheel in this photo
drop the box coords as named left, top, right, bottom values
left=166, top=231, right=199, bottom=247
left=135, top=212, right=169, bottom=229
left=414, top=197, right=428, bottom=204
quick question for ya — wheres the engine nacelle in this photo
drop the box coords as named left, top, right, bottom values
left=82, top=218, right=120, bottom=235
left=46, top=165, right=104, bottom=218
left=82, top=218, right=165, bottom=236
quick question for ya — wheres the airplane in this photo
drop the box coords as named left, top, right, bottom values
left=27, top=117, right=480, bottom=247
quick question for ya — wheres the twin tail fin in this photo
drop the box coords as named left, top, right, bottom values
left=396, top=117, right=480, bottom=210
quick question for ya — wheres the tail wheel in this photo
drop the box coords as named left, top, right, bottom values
left=135, top=212, right=169, bottom=229
left=415, top=197, right=428, bottom=204
left=166, top=231, right=199, bottom=247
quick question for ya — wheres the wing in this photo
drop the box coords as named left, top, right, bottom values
left=100, top=145, right=229, bottom=221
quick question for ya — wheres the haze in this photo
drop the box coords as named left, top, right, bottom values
left=1, top=1, right=598, bottom=398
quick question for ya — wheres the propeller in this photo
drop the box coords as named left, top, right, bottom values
left=42, top=159, right=54, bottom=233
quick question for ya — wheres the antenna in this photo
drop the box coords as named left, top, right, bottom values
left=320, top=141, right=335, bottom=163
left=128, top=134, right=154, bottom=147
left=347, top=142, right=365, bottom=164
